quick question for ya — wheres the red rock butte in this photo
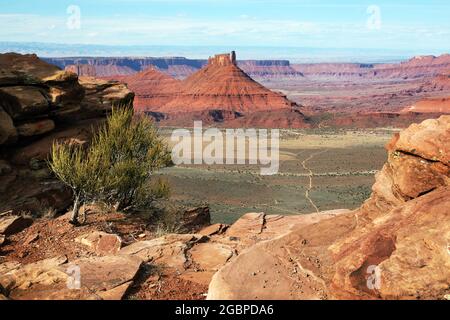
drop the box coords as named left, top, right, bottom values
left=160, top=51, right=297, bottom=113
left=124, top=52, right=298, bottom=114
left=106, top=67, right=181, bottom=112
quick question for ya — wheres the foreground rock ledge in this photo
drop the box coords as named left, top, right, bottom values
left=208, top=115, right=450, bottom=300
left=0, top=255, right=142, bottom=300
left=0, top=211, right=345, bottom=299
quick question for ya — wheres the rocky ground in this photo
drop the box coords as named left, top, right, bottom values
left=207, top=116, right=450, bottom=300
left=0, top=202, right=345, bottom=300
left=1, top=116, right=449, bottom=300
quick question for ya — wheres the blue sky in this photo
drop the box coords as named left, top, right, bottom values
left=1, top=0, right=449, bottom=53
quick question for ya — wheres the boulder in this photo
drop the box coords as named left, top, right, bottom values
left=190, top=242, right=234, bottom=271
left=66, top=255, right=142, bottom=300
left=0, top=215, right=33, bottom=236
left=0, top=254, right=142, bottom=300
left=331, top=187, right=450, bottom=300
left=119, top=234, right=207, bottom=271
left=179, top=242, right=235, bottom=286
left=0, top=107, right=17, bottom=144
left=10, top=121, right=93, bottom=165
left=0, top=86, right=49, bottom=119
left=16, top=119, right=55, bottom=137
left=387, top=151, right=448, bottom=199
left=118, top=232, right=239, bottom=287
left=75, top=231, right=122, bottom=256
left=79, top=77, right=134, bottom=116
left=181, top=206, right=211, bottom=231
left=116, top=212, right=335, bottom=289
left=207, top=212, right=354, bottom=300
left=43, top=70, right=84, bottom=108
left=359, top=115, right=450, bottom=224
left=0, top=255, right=68, bottom=296
left=389, top=116, right=450, bottom=164
left=224, top=211, right=348, bottom=251
left=0, top=53, right=61, bottom=82
left=199, top=223, right=229, bottom=236
left=0, top=53, right=133, bottom=215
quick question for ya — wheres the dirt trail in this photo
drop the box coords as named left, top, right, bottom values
left=300, top=150, right=328, bottom=213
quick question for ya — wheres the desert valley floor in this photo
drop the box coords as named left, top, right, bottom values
left=157, top=128, right=394, bottom=224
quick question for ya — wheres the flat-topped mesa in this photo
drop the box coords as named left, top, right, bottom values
left=208, top=51, right=237, bottom=67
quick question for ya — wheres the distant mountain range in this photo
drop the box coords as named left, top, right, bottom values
left=42, top=53, right=450, bottom=82
left=0, top=41, right=438, bottom=63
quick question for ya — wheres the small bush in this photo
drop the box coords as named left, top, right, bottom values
left=49, top=106, right=171, bottom=225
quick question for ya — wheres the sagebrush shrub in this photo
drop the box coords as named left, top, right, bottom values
left=49, top=106, right=171, bottom=225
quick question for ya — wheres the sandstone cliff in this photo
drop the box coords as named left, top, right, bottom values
left=102, top=52, right=308, bottom=128
left=103, top=67, right=182, bottom=112
left=158, top=52, right=299, bottom=113
left=45, top=56, right=301, bottom=80
left=208, top=116, right=450, bottom=300
left=0, top=53, right=134, bottom=215
left=292, top=54, right=450, bottom=80
left=401, top=97, right=450, bottom=114
left=45, top=54, right=450, bottom=81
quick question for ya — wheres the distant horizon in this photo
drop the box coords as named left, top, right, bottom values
left=2, top=41, right=449, bottom=64
left=1, top=0, right=449, bottom=61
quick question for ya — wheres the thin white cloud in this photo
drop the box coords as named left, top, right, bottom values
left=0, top=13, right=449, bottom=50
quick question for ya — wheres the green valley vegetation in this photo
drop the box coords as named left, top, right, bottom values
left=49, top=106, right=172, bottom=225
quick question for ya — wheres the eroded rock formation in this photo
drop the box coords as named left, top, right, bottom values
left=101, top=52, right=308, bottom=128
left=208, top=115, right=450, bottom=300
left=0, top=53, right=134, bottom=215
left=103, top=67, right=181, bottom=112
left=159, top=52, right=299, bottom=113
left=401, top=97, right=450, bottom=114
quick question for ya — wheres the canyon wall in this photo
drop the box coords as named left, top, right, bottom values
left=43, top=56, right=302, bottom=79
left=44, top=54, right=450, bottom=80
left=0, top=53, right=134, bottom=215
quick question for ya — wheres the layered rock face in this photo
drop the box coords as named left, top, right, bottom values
left=292, top=54, right=450, bottom=80
left=238, top=60, right=303, bottom=78
left=104, top=67, right=182, bottom=112
left=103, top=52, right=308, bottom=128
left=45, top=56, right=302, bottom=79
left=323, top=111, right=449, bottom=129
left=158, top=52, right=298, bottom=114
left=0, top=210, right=344, bottom=300
left=415, top=74, right=450, bottom=93
left=208, top=116, right=450, bottom=300
left=401, top=98, right=450, bottom=114
left=46, top=54, right=450, bottom=81
left=0, top=53, right=134, bottom=214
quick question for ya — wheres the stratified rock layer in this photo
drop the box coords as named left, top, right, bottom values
left=0, top=53, right=134, bottom=215
left=208, top=115, right=450, bottom=300
left=105, top=67, right=181, bottom=112
left=160, top=52, right=297, bottom=113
